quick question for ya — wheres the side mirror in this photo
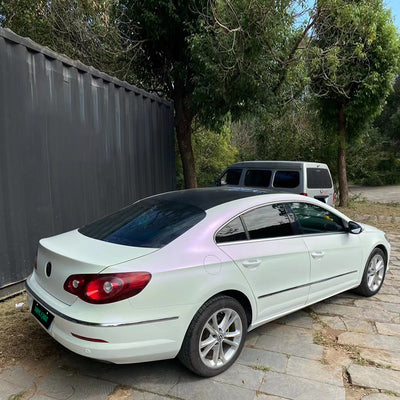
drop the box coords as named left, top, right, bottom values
left=214, top=178, right=221, bottom=187
left=348, top=221, right=363, bottom=234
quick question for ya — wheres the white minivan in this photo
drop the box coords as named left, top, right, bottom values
left=216, top=161, right=335, bottom=206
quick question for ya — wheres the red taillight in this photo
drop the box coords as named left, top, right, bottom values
left=64, top=272, right=151, bottom=304
left=299, top=193, right=308, bottom=196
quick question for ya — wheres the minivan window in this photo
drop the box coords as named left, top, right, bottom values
left=307, top=168, right=333, bottom=189
left=216, top=217, right=247, bottom=243
left=273, top=171, right=300, bottom=188
left=242, top=204, right=293, bottom=239
left=244, top=169, right=272, bottom=187
left=79, top=199, right=206, bottom=248
left=221, top=168, right=242, bottom=185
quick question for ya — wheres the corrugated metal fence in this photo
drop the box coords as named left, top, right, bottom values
left=0, top=28, right=175, bottom=294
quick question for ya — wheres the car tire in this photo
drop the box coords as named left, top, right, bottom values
left=353, top=248, right=387, bottom=297
left=178, top=295, right=247, bottom=377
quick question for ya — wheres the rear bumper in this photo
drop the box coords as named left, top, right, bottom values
left=25, top=275, right=194, bottom=364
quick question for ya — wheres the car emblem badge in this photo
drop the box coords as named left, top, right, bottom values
left=46, top=262, right=52, bottom=277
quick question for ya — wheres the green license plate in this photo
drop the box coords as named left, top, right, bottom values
left=31, top=300, right=54, bottom=329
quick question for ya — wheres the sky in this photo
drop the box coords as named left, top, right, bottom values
left=385, top=0, right=400, bottom=31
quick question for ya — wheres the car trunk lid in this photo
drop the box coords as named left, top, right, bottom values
left=35, top=229, right=157, bottom=305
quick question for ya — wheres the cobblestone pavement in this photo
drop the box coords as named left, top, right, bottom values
left=1, top=232, right=399, bottom=400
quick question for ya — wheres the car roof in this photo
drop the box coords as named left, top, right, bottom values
left=148, top=187, right=275, bottom=211
left=227, top=160, right=328, bottom=168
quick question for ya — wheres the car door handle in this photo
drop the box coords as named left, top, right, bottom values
left=311, top=251, right=325, bottom=259
left=242, top=259, right=261, bottom=268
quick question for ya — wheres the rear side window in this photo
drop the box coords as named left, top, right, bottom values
left=307, top=168, right=333, bottom=189
left=273, top=171, right=300, bottom=188
left=221, top=168, right=242, bottom=185
left=244, top=170, right=272, bottom=187
left=79, top=199, right=206, bottom=248
left=242, top=204, right=293, bottom=239
left=215, top=218, right=246, bottom=243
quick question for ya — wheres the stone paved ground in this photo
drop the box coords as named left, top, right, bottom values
left=0, top=231, right=399, bottom=400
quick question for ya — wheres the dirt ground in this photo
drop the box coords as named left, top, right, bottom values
left=0, top=292, right=64, bottom=369
left=338, top=200, right=400, bottom=231
left=0, top=200, right=399, bottom=372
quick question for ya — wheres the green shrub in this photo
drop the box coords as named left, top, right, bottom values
left=176, top=124, right=239, bottom=189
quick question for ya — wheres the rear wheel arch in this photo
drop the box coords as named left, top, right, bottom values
left=215, top=290, right=253, bottom=327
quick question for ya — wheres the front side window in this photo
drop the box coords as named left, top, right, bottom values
left=242, top=204, right=293, bottom=240
left=79, top=199, right=206, bottom=248
left=273, top=171, right=300, bottom=188
left=244, top=169, right=272, bottom=187
left=215, top=217, right=246, bottom=243
left=288, top=202, right=344, bottom=234
left=220, top=168, right=242, bottom=185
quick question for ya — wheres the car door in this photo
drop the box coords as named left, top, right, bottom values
left=287, top=202, right=362, bottom=304
left=216, top=203, right=310, bottom=323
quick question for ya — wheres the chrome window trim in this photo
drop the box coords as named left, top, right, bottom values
left=214, top=201, right=294, bottom=244
left=214, top=200, right=349, bottom=246
left=258, top=270, right=358, bottom=299
left=217, top=230, right=348, bottom=247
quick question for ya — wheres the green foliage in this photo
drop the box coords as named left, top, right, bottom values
left=375, top=74, right=400, bottom=155
left=310, top=0, right=400, bottom=137
left=176, top=124, right=239, bottom=189
left=347, top=127, right=400, bottom=185
left=189, top=0, right=301, bottom=124
left=230, top=99, right=337, bottom=176
left=115, top=0, right=209, bottom=97
left=113, top=0, right=315, bottom=187
left=309, top=0, right=400, bottom=204
left=0, top=0, right=121, bottom=75
left=115, top=0, right=307, bottom=123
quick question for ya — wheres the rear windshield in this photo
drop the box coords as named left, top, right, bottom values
left=244, top=169, right=272, bottom=187
left=79, top=198, right=206, bottom=248
left=273, top=170, right=300, bottom=188
left=307, top=168, right=333, bottom=189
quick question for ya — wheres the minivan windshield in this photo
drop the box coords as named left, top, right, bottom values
left=221, top=168, right=242, bottom=185
left=79, top=198, right=206, bottom=248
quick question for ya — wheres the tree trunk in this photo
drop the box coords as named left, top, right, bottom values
left=174, top=90, right=197, bottom=189
left=337, top=104, right=349, bottom=207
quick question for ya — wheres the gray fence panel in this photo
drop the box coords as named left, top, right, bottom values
left=0, top=29, right=175, bottom=290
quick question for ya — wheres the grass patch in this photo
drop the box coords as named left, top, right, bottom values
left=251, top=365, right=270, bottom=372
left=381, top=390, right=400, bottom=397
left=8, top=392, right=26, bottom=400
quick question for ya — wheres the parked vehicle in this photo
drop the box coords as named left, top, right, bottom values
left=215, top=161, right=335, bottom=206
left=26, top=187, right=389, bottom=377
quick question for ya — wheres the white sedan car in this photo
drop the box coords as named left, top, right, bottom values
left=26, top=188, right=390, bottom=376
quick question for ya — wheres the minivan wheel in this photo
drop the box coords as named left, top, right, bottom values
left=178, top=295, right=247, bottom=377
left=353, top=248, right=386, bottom=297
